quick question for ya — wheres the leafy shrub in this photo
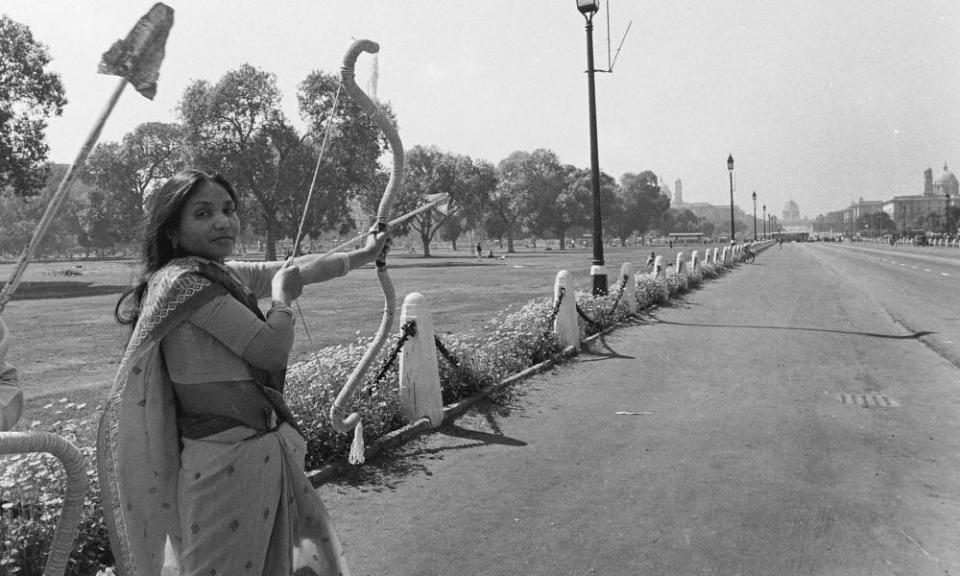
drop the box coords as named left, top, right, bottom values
left=635, top=274, right=670, bottom=307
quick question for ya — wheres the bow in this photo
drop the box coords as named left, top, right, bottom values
left=328, top=40, right=404, bottom=464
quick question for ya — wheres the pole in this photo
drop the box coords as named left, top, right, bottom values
left=728, top=168, right=735, bottom=242
left=945, top=194, right=950, bottom=234
left=763, top=205, right=767, bottom=239
left=752, top=192, right=757, bottom=241
left=585, top=15, right=607, bottom=295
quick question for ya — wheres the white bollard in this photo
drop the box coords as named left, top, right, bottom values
left=554, top=270, right=579, bottom=348
left=653, top=255, right=664, bottom=278
left=721, top=246, right=730, bottom=265
left=398, top=292, right=444, bottom=427
left=676, top=251, right=688, bottom=289
left=619, top=262, right=637, bottom=314
left=691, top=251, right=700, bottom=275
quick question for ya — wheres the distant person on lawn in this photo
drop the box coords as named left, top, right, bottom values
left=97, top=169, right=389, bottom=576
left=0, top=317, right=23, bottom=431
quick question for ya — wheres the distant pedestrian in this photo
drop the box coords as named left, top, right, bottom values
left=779, top=238, right=783, bottom=249
left=476, top=241, right=482, bottom=262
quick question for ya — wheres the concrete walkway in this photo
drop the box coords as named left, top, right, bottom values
left=318, top=244, right=960, bottom=576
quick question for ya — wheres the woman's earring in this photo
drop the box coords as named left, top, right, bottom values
left=171, top=238, right=179, bottom=251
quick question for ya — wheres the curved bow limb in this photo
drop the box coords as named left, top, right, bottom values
left=329, top=40, right=404, bottom=444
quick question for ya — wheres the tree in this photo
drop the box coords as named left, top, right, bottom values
left=179, top=64, right=320, bottom=260
left=82, top=122, right=187, bottom=247
left=620, top=171, right=670, bottom=238
left=299, top=70, right=393, bottom=242
left=445, top=156, right=496, bottom=251
left=492, top=149, right=564, bottom=253
left=857, top=211, right=896, bottom=236
left=550, top=166, right=592, bottom=250
left=0, top=164, right=81, bottom=257
left=0, top=16, right=67, bottom=196
left=364, top=146, right=495, bottom=257
left=665, top=209, right=701, bottom=233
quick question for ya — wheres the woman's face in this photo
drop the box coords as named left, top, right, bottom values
left=169, top=181, right=240, bottom=262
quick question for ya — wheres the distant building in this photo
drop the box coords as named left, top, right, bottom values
left=881, top=164, right=958, bottom=233
left=782, top=199, right=801, bottom=225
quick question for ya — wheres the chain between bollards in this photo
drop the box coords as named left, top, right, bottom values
left=433, top=334, right=461, bottom=368
left=603, top=273, right=630, bottom=324
left=545, top=286, right=566, bottom=329
left=362, top=319, right=417, bottom=396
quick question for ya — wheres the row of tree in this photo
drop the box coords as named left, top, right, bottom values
left=3, top=14, right=750, bottom=262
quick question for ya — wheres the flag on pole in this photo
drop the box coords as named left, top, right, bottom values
left=98, top=3, right=175, bottom=100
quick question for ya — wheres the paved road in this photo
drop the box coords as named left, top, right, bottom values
left=317, top=242, right=960, bottom=576
left=805, top=241, right=960, bottom=369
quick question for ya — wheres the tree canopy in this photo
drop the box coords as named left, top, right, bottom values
left=0, top=16, right=67, bottom=196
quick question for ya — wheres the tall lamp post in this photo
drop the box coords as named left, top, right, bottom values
left=762, top=204, right=767, bottom=239
left=945, top=193, right=951, bottom=236
left=577, top=0, right=606, bottom=295
left=752, top=191, right=757, bottom=241
left=727, top=154, right=735, bottom=242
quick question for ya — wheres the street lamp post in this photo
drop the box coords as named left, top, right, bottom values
left=727, top=154, right=735, bottom=242
left=762, top=204, right=767, bottom=239
left=577, top=0, right=606, bottom=295
left=945, top=193, right=951, bottom=235
left=901, top=205, right=906, bottom=235
left=752, top=191, right=757, bottom=241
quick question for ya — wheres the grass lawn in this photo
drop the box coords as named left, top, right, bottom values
left=0, top=241, right=709, bottom=425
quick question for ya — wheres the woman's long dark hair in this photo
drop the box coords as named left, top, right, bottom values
left=115, top=169, right=239, bottom=325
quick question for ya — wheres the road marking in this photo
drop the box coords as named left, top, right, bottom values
left=942, top=272, right=951, bottom=277
left=924, top=269, right=932, bottom=272
left=837, top=393, right=898, bottom=407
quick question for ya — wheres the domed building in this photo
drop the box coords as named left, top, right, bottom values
left=933, top=164, right=959, bottom=197
left=782, top=199, right=801, bottom=224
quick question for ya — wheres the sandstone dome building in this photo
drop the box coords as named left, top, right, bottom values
left=932, top=164, right=959, bottom=197
left=782, top=199, right=801, bottom=225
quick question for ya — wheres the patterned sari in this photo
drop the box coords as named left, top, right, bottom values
left=97, top=256, right=350, bottom=576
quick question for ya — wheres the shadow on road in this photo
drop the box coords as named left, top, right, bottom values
left=647, top=314, right=933, bottom=340
left=331, top=397, right=528, bottom=490
left=579, top=334, right=636, bottom=361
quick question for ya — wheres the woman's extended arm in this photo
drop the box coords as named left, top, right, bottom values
left=229, top=228, right=390, bottom=298
left=295, top=227, right=389, bottom=285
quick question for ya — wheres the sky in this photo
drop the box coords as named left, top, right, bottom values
left=3, top=0, right=960, bottom=219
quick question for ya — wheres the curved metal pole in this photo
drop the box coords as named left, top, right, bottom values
left=0, top=432, right=89, bottom=576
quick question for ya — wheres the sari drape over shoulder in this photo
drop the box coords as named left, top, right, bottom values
left=97, top=257, right=350, bottom=576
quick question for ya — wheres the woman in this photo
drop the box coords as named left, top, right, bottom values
left=0, top=317, right=23, bottom=431
left=97, top=169, right=388, bottom=576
